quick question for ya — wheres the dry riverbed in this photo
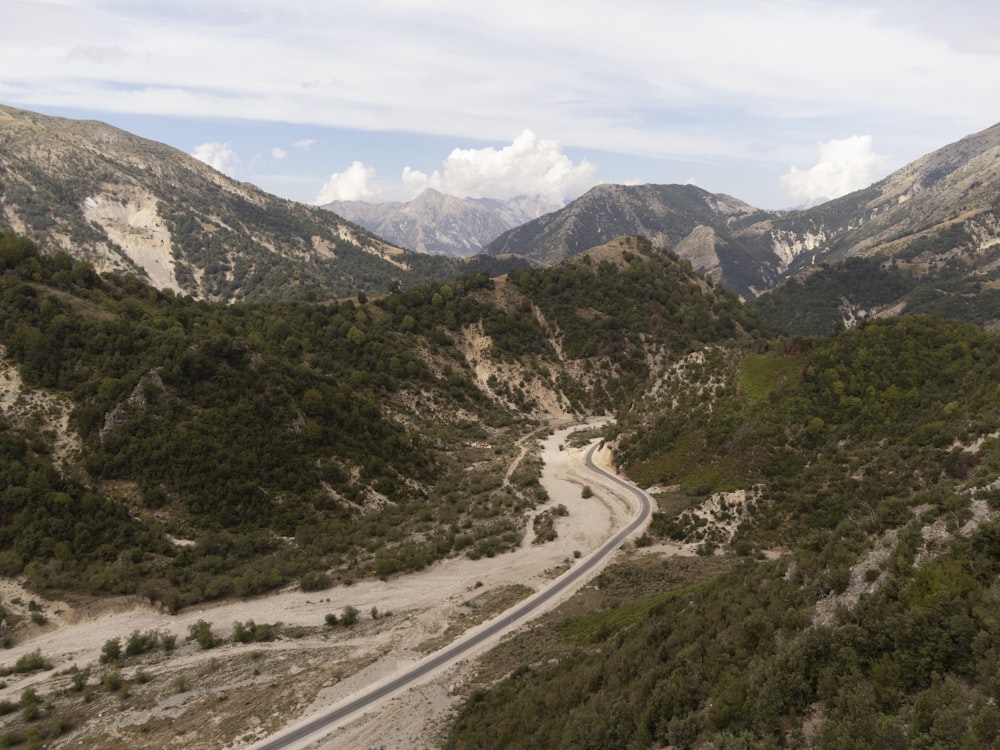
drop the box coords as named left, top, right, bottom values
left=0, top=421, right=650, bottom=749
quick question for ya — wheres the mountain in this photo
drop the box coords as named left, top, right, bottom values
left=777, top=120, right=1000, bottom=272
left=484, top=122, right=1000, bottom=325
left=6, top=102, right=1000, bottom=317
left=752, top=121, right=1000, bottom=333
left=0, top=104, right=462, bottom=301
left=322, top=188, right=559, bottom=257
left=483, top=183, right=779, bottom=297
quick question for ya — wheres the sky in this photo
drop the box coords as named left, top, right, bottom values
left=3, top=0, right=1000, bottom=210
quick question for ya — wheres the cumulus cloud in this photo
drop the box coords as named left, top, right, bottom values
left=271, top=146, right=287, bottom=160
left=401, top=130, right=596, bottom=204
left=294, top=139, right=316, bottom=151
left=315, top=161, right=378, bottom=203
left=191, top=141, right=239, bottom=175
left=780, top=135, right=889, bottom=206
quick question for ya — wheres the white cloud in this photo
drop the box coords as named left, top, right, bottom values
left=191, top=141, right=239, bottom=175
left=402, top=166, right=441, bottom=193
left=271, top=146, right=287, bottom=160
left=6, top=1, right=1000, bottom=208
left=315, top=161, right=377, bottom=203
left=779, top=136, right=889, bottom=206
left=293, top=139, right=316, bottom=151
left=5, top=0, right=994, bottom=166
left=401, top=130, right=595, bottom=203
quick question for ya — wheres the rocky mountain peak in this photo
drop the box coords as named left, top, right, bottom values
left=321, top=189, right=559, bottom=257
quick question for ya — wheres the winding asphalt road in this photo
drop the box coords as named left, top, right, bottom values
left=251, top=440, right=652, bottom=750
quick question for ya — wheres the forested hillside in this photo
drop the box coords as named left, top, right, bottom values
left=9, top=212, right=1000, bottom=747
left=0, top=232, right=757, bottom=613
left=752, top=253, right=1000, bottom=336
left=446, top=315, right=1000, bottom=748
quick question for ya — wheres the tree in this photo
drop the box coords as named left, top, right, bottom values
left=346, top=326, right=365, bottom=345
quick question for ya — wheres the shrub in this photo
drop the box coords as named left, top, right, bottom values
left=99, top=639, right=121, bottom=665
left=188, top=620, right=218, bottom=650
left=341, top=606, right=359, bottom=626
left=233, top=620, right=277, bottom=643
left=10, top=650, right=51, bottom=675
left=124, top=629, right=158, bottom=658
left=21, top=698, right=39, bottom=723
left=69, top=665, right=90, bottom=692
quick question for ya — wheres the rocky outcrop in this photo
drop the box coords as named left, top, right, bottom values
left=99, top=370, right=166, bottom=442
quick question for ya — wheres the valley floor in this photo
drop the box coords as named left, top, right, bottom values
left=0, top=419, right=669, bottom=749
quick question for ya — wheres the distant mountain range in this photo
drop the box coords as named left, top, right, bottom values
left=3, top=102, right=1000, bottom=321
left=321, top=188, right=560, bottom=257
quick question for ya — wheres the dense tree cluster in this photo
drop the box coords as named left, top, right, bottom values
left=508, top=238, right=754, bottom=359
left=754, top=250, right=1000, bottom=337
left=0, top=233, right=530, bottom=606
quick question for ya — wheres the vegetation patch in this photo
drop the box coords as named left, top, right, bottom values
left=737, top=352, right=801, bottom=405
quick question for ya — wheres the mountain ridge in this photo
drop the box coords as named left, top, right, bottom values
left=484, top=183, right=777, bottom=297
left=482, top=121, right=1000, bottom=307
left=0, top=104, right=462, bottom=301
left=5, top=103, right=1000, bottom=321
left=322, top=187, right=559, bottom=257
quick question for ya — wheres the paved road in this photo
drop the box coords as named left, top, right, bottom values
left=251, top=441, right=652, bottom=750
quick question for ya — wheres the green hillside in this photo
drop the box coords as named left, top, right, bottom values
left=9, top=219, right=1000, bottom=746
left=446, top=316, right=1000, bottom=748
left=0, top=232, right=755, bottom=612
left=753, top=254, right=1000, bottom=337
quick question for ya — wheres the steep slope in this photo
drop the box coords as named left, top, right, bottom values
left=0, top=230, right=759, bottom=611
left=322, top=188, right=558, bottom=257
left=759, top=121, right=1000, bottom=271
left=483, top=183, right=779, bottom=297
left=751, top=122, right=1000, bottom=333
left=0, top=105, right=460, bottom=301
